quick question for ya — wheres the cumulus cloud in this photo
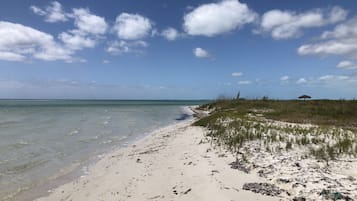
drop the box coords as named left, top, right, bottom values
left=193, top=47, right=210, bottom=58
left=280, top=75, right=290, bottom=81
left=0, top=21, right=73, bottom=62
left=0, top=51, right=26, bottom=62
left=232, top=72, right=243, bottom=77
left=161, top=27, right=180, bottom=41
left=298, top=18, right=357, bottom=57
left=58, top=32, right=96, bottom=50
left=323, top=75, right=346, bottom=82
left=106, top=40, right=148, bottom=55
left=30, top=1, right=68, bottom=23
left=278, top=75, right=357, bottom=88
left=114, top=13, right=153, bottom=40
left=259, top=6, right=347, bottom=39
left=58, top=8, right=107, bottom=50
left=337, top=60, right=357, bottom=69
left=183, top=0, right=257, bottom=37
left=296, top=78, right=307, bottom=84
left=71, top=8, right=108, bottom=35
left=30, top=2, right=108, bottom=36
left=27, top=2, right=108, bottom=61
left=238, top=80, right=251, bottom=85
left=318, top=75, right=333, bottom=81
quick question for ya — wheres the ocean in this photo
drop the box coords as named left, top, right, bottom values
left=0, top=100, right=208, bottom=201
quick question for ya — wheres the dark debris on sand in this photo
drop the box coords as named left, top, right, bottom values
left=242, top=182, right=284, bottom=197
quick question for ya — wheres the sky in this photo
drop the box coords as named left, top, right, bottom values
left=0, top=0, right=357, bottom=99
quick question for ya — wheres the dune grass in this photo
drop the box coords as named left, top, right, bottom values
left=197, top=99, right=357, bottom=128
left=194, top=99, right=357, bottom=162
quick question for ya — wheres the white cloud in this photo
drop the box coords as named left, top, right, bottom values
left=321, top=19, right=357, bottom=40
left=318, top=75, right=350, bottom=81
left=107, top=40, right=148, bottom=55
left=298, top=39, right=357, bottom=56
left=71, top=8, right=108, bottom=35
left=276, top=74, right=357, bottom=89
left=30, top=1, right=68, bottom=23
left=30, top=3, right=108, bottom=36
left=296, top=78, right=307, bottom=84
left=102, top=60, right=110, bottom=64
left=114, top=13, right=153, bottom=40
left=0, top=21, right=73, bottom=62
left=58, top=32, right=96, bottom=50
left=183, top=0, right=257, bottom=37
left=30, top=6, right=46, bottom=16
left=298, top=18, right=357, bottom=57
left=318, top=75, right=333, bottom=81
left=58, top=8, right=107, bottom=52
left=193, top=47, right=210, bottom=58
left=28, top=2, right=108, bottom=61
left=337, top=60, right=357, bottom=69
left=232, top=72, right=243, bottom=77
left=109, top=13, right=152, bottom=55
left=161, top=27, right=180, bottom=41
left=0, top=51, right=26, bottom=61
left=238, top=80, right=251, bottom=85
left=259, top=6, right=347, bottom=39
left=280, top=75, right=289, bottom=81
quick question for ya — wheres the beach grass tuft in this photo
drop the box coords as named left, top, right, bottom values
left=194, top=99, right=357, bottom=161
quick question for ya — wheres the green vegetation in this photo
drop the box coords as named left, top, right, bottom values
left=194, top=99, right=357, bottom=162
left=197, top=99, right=357, bottom=128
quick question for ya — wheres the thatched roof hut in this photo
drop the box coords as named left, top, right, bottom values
left=298, top=95, right=311, bottom=100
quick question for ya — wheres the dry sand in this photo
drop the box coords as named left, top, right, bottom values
left=35, top=118, right=280, bottom=201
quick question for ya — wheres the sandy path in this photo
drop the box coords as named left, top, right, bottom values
left=35, top=119, right=280, bottom=201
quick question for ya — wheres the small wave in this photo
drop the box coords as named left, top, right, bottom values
left=100, top=139, right=113, bottom=144
left=82, top=166, right=90, bottom=175
left=0, top=120, right=21, bottom=126
left=67, top=129, right=80, bottom=136
left=79, top=136, right=100, bottom=143
left=110, top=135, right=127, bottom=141
left=48, top=161, right=81, bottom=180
left=7, top=159, right=49, bottom=174
left=1, top=185, right=31, bottom=201
left=175, top=106, right=194, bottom=121
left=90, top=135, right=99, bottom=140
left=4, top=140, right=31, bottom=150
left=15, top=140, right=30, bottom=147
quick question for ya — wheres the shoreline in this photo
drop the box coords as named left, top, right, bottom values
left=30, top=106, right=356, bottom=201
left=7, top=106, right=198, bottom=201
left=33, top=114, right=280, bottom=201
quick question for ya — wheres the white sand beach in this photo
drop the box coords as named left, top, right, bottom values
left=33, top=106, right=357, bottom=201
left=35, top=118, right=280, bottom=201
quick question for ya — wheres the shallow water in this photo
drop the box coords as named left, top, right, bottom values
left=0, top=100, right=207, bottom=201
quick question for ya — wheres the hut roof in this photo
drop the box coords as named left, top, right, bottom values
left=298, top=95, right=311, bottom=99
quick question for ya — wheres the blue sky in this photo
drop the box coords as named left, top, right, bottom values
left=0, top=0, right=357, bottom=99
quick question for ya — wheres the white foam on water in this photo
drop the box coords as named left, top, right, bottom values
left=67, top=129, right=80, bottom=136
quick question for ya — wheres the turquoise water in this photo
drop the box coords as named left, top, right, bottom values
left=0, top=100, right=208, bottom=201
